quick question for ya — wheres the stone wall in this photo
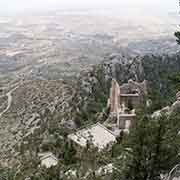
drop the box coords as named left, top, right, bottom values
left=108, top=79, right=121, bottom=115
left=118, top=114, right=136, bottom=129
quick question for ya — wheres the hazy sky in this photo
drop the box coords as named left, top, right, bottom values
left=0, top=0, right=178, bottom=14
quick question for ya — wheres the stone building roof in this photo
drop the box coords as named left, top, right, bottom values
left=68, top=123, right=116, bottom=150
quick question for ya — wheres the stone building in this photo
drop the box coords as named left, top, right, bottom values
left=107, top=79, right=147, bottom=131
left=68, top=123, right=116, bottom=151
left=68, top=79, right=147, bottom=151
left=119, top=79, right=148, bottom=109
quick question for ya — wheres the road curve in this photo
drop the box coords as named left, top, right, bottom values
left=0, top=86, right=19, bottom=118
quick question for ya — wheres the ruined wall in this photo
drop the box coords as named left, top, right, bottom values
left=117, top=114, right=136, bottom=129
left=120, top=95, right=140, bottom=110
left=109, top=79, right=121, bottom=114
left=119, top=79, right=148, bottom=108
left=107, top=79, right=148, bottom=131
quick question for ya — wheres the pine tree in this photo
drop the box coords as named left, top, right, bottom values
left=114, top=111, right=180, bottom=180
left=63, top=141, right=77, bottom=165
left=175, top=31, right=180, bottom=44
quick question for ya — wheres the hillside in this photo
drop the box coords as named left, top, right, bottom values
left=0, top=51, right=180, bottom=174
left=0, top=12, right=180, bottom=178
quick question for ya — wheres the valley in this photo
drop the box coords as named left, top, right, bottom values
left=0, top=8, right=180, bottom=180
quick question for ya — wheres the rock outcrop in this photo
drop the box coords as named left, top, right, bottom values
left=153, top=91, right=180, bottom=118
left=171, top=91, right=180, bottom=112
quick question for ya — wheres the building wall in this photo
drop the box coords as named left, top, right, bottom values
left=109, top=79, right=121, bottom=114
left=120, top=95, right=141, bottom=109
left=118, top=115, right=135, bottom=129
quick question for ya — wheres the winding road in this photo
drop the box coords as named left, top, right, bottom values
left=0, top=86, right=19, bottom=118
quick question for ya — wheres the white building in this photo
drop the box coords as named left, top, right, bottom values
left=68, top=123, right=116, bottom=150
left=38, top=152, right=58, bottom=168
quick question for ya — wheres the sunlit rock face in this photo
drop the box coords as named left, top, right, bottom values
left=153, top=91, right=180, bottom=119
left=176, top=91, right=180, bottom=101
left=171, top=91, right=180, bottom=112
